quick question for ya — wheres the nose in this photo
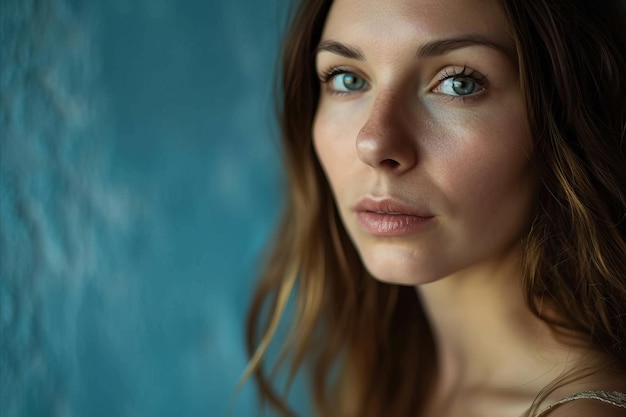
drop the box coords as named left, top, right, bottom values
left=356, top=93, right=418, bottom=173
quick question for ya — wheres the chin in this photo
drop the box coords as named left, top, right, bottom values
left=359, top=251, right=444, bottom=287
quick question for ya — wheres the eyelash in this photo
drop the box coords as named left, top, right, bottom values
left=436, top=66, right=487, bottom=102
left=438, top=65, right=486, bottom=85
left=319, top=66, right=349, bottom=83
left=318, top=66, right=365, bottom=95
left=317, top=65, right=488, bottom=99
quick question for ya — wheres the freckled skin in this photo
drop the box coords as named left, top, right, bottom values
left=313, top=0, right=536, bottom=285
left=311, top=4, right=626, bottom=415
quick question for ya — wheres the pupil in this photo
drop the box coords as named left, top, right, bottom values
left=344, top=75, right=361, bottom=90
left=452, top=78, right=475, bottom=95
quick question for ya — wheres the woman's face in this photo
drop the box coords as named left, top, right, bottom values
left=313, top=0, right=536, bottom=285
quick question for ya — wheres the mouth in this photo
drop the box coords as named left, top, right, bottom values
left=353, top=197, right=435, bottom=236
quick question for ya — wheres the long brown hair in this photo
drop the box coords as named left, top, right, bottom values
left=244, top=0, right=626, bottom=415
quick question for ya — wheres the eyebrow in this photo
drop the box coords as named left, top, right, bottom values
left=316, top=40, right=365, bottom=60
left=316, top=35, right=515, bottom=62
left=417, top=35, right=514, bottom=60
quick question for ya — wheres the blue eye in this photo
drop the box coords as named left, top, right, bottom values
left=329, top=72, right=367, bottom=92
left=434, top=67, right=486, bottom=98
left=439, top=76, right=483, bottom=96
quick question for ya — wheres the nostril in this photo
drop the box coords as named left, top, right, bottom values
left=355, top=107, right=418, bottom=171
left=380, top=159, right=401, bottom=168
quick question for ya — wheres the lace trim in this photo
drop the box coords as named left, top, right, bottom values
left=536, top=391, right=626, bottom=416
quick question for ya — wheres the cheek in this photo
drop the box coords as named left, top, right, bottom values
left=448, top=143, right=536, bottom=243
left=441, top=103, right=531, bottom=182
left=430, top=106, right=535, bottom=218
left=313, top=96, right=371, bottom=161
left=312, top=114, right=333, bottom=178
left=312, top=110, right=355, bottom=187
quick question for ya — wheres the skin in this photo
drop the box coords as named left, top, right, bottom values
left=312, top=0, right=626, bottom=415
left=313, top=0, right=535, bottom=287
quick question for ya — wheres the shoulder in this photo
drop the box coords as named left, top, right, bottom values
left=543, top=399, right=626, bottom=417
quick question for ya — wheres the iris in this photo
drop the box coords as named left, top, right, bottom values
left=451, top=77, right=476, bottom=95
left=332, top=73, right=367, bottom=91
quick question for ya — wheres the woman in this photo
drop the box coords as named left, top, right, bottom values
left=244, top=0, right=626, bottom=415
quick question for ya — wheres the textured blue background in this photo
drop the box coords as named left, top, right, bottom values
left=8, top=0, right=624, bottom=416
left=1, top=0, right=299, bottom=416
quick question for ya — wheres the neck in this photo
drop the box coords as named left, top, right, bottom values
left=417, top=246, right=583, bottom=405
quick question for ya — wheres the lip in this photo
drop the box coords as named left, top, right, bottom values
left=353, top=197, right=435, bottom=236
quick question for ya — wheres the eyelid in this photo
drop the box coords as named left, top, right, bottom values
left=318, top=65, right=365, bottom=82
left=431, top=65, right=488, bottom=100
left=318, top=65, right=370, bottom=95
left=317, top=64, right=487, bottom=99
left=437, top=65, right=486, bottom=84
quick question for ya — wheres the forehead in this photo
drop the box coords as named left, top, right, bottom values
left=321, top=0, right=513, bottom=50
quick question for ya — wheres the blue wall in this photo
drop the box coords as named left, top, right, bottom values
left=1, top=1, right=297, bottom=416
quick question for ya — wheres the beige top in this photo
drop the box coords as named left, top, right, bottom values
left=536, top=391, right=626, bottom=416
